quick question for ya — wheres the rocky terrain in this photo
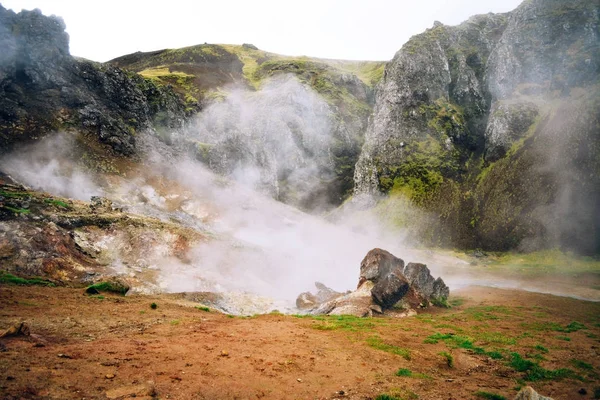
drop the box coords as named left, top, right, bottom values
left=0, top=1, right=599, bottom=398
left=353, top=0, right=599, bottom=254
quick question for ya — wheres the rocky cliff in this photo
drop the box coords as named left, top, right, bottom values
left=0, top=5, right=187, bottom=157
left=354, top=0, right=599, bottom=254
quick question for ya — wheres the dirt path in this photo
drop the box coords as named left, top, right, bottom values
left=1, top=285, right=599, bottom=399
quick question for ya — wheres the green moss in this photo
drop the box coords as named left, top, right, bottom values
left=0, top=272, right=55, bottom=287
left=85, top=281, right=129, bottom=295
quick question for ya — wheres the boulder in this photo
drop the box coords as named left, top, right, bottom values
left=513, top=386, right=553, bottom=400
left=358, top=248, right=404, bottom=287
left=371, top=267, right=410, bottom=309
left=404, top=262, right=449, bottom=302
left=296, top=282, right=344, bottom=310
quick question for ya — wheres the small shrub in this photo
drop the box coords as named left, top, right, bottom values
left=150, top=302, right=158, bottom=309
left=195, top=306, right=210, bottom=312
left=396, top=368, right=412, bottom=377
left=556, top=336, right=571, bottom=341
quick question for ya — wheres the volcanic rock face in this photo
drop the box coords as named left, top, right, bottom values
left=299, top=248, right=449, bottom=316
left=0, top=5, right=186, bottom=155
left=353, top=0, right=600, bottom=254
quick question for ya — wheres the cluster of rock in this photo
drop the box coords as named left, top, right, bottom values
left=297, top=248, right=449, bottom=317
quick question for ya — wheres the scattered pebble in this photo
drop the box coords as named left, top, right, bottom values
left=105, top=374, right=115, bottom=379
left=297, top=378, right=302, bottom=382
left=57, top=353, right=72, bottom=359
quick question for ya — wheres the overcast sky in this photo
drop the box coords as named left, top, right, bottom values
left=2, top=0, right=523, bottom=62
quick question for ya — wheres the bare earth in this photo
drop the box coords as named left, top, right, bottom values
left=1, top=285, right=599, bottom=400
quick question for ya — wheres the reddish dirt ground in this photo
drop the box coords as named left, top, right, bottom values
left=1, top=285, right=599, bottom=400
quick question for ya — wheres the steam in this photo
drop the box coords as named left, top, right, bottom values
left=187, top=75, right=336, bottom=210
left=0, top=133, right=102, bottom=200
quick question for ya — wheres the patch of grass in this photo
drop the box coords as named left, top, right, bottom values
left=395, top=368, right=412, bottom=377
left=1, top=205, right=30, bottom=214
left=309, top=315, right=380, bottom=332
left=509, top=352, right=579, bottom=381
left=475, top=391, right=506, bottom=400
left=44, top=198, right=71, bottom=209
left=431, top=297, right=451, bottom=308
left=395, top=368, right=431, bottom=379
left=534, top=344, right=548, bottom=353
left=375, top=395, right=400, bottom=400
left=170, top=320, right=180, bottom=325
left=439, top=351, right=454, bottom=368
left=0, top=272, right=55, bottom=287
left=477, top=332, right=517, bottom=345
left=367, top=336, right=411, bottom=360
left=556, top=336, right=571, bottom=341
left=449, top=297, right=465, bottom=307
left=150, top=302, right=158, bottom=309
left=85, top=281, right=128, bottom=295
left=571, top=359, right=593, bottom=370
left=195, top=306, right=210, bottom=312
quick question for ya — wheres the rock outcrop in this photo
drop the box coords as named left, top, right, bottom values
left=353, top=0, right=600, bottom=254
left=0, top=5, right=187, bottom=156
left=513, top=386, right=553, bottom=400
left=298, top=248, right=449, bottom=316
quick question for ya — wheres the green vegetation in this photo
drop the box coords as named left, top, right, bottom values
left=170, top=320, right=180, bottom=325
left=0, top=272, right=55, bottom=287
left=150, top=302, right=158, bottom=309
left=85, top=281, right=129, bottom=295
left=425, top=332, right=504, bottom=359
left=305, top=314, right=382, bottom=332
left=367, top=336, right=411, bottom=360
left=571, top=359, right=593, bottom=370
left=44, top=198, right=71, bottom=209
left=195, top=306, right=210, bottom=312
left=375, top=395, right=400, bottom=400
left=475, top=391, right=506, bottom=400
left=1, top=206, right=30, bottom=214
left=395, top=368, right=431, bottom=379
left=534, top=344, right=548, bottom=353
left=439, top=351, right=454, bottom=368
left=509, top=352, right=579, bottom=381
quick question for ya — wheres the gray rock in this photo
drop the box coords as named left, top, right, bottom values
left=371, top=267, right=410, bottom=309
left=513, top=386, right=553, bottom=400
left=359, top=248, right=405, bottom=287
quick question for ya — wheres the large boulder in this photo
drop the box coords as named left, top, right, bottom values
left=404, top=262, right=449, bottom=302
left=370, top=266, right=410, bottom=309
left=358, top=248, right=404, bottom=287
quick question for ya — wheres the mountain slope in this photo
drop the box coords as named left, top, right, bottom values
left=109, top=45, right=386, bottom=208
left=354, top=0, right=599, bottom=254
